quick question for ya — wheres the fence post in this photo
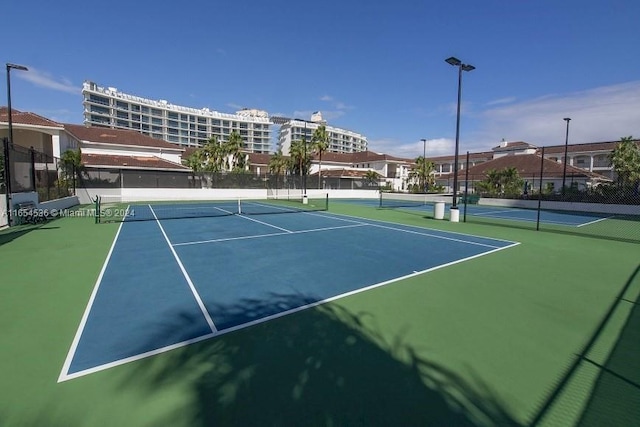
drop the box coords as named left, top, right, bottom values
left=463, top=151, right=470, bottom=222
left=29, top=146, right=37, bottom=193
left=536, top=147, right=545, bottom=231
left=3, top=137, right=13, bottom=226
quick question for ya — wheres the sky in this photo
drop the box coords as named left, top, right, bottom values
left=4, top=0, right=640, bottom=159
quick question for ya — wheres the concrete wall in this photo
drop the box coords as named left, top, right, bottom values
left=0, top=194, right=6, bottom=227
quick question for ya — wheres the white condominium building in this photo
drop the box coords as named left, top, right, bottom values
left=277, top=112, right=367, bottom=156
left=82, top=81, right=273, bottom=153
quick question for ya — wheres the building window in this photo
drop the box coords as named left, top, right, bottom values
left=89, top=94, right=110, bottom=105
left=90, top=105, right=110, bottom=115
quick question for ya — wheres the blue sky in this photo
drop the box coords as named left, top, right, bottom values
left=4, top=0, right=640, bottom=158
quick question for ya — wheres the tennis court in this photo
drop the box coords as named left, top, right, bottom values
left=375, top=193, right=614, bottom=227
left=1, top=197, right=638, bottom=426
left=60, top=198, right=517, bottom=380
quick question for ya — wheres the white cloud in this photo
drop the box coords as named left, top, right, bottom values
left=475, top=81, right=640, bottom=147
left=16, top=67, right=79, bottom=95
left=320, top=95, right=333, bottom=102
left=485, top=96, right=516, bottom=106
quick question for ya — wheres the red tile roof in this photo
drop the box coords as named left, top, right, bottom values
left=492, top=141, right=537, bottom=151
left=247, top=152, right=272, bottom=165
left=441, top=154, right=610, bottom=181
left=541, top=139, right=640, bottom=154
left=65, top=124, right=183, bottom=151
left=0, top=107, right=64, bottom=128
left=82, top=153, right=191, bottom=171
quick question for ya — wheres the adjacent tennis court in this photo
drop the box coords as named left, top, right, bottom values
left=375, top=193, right=615, bottom=227
left=60, top=199, right=517, bottom=380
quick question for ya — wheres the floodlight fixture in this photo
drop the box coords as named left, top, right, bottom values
left=445, top=57, right=462, bottom=66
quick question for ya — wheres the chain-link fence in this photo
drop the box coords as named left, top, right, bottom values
left=1, top=139, right=73, bottom=202
left=458, top=151, right=640, bottom=243
left=75, top=169, right=379, bottom=191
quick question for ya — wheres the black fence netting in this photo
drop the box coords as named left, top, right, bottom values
left=75, top=169, right=379, bottom=191
left=457, top=150, right=640, bottom=243
left=2, top=139, right=72, bottom=202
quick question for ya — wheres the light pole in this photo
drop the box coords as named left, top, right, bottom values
left=561, top=117, right=571, bottom=199
left=445, top=56, right=475, bottom=219
left=303, top=120, right=307, bottom=198
left=420, top=138, right=427, bottom=192
left=5, top=63, right=29, bottom=226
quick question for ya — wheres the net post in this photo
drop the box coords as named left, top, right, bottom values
left=326, top=193, right=329, bottom=211
left=237, top=198, right=242, bottom=215
left=94, top=195, right=100, bottom=224
left=379, top=191, right=383, bottom=208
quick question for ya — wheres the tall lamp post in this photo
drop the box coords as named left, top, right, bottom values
left=5, top=63, right=29, bottom=226
left=561, top=117, right=571, bottom=199
left=445, top=56, right=474, bottom=221
left=420, top=138, right=427, bottom=192
left=303, top=120, right=307, bottom=199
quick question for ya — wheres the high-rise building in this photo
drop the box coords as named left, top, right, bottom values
left=275, top=112, right=367, bottom=156
left=82, top=81, right=272, bottom=152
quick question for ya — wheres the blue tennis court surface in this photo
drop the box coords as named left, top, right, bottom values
left=59, top=209, right=518, bottom=381
left=338, top=198, right=613, bottom=227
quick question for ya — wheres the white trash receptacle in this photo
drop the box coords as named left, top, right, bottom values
left=434, top=201, right=445, bottom=220
left=450, top=207, right=460, bottom=223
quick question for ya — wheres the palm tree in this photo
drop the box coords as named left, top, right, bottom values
left=202, top=136, right=226, bottom=172
left=500, top=167, right=523, bottom=196
left=226, top=131, right=245, bottom=171
left=185, top=149, right=205, bottom=172
left=311, top=125, right=329, bottom=189
left=609, top=136, right=640, bottom=188
left=268, top=149, right=288, bottom=189
left=409, top=156, right=434, bottom=193
left=289, top=139, right=308, bottom=188
left=60, top=148, right=82, bottom=193
left=364, top=170, right=379, bottom=188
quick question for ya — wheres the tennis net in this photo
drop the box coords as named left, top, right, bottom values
left=379, top=192, right=449, bottom=208
left=95, top=194, right=329, bottom=223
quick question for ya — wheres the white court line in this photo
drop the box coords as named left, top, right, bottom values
left=173, top=223, right=368, bottom=247
left=61, top=237, right=520, bottom=381
left=234, top=214, right=292, bottom=233
left=303, top=210, right=520, bottom=245
left=60, top=206, right=520, bottom=381
left=304, top=211, right=508, bottom=249
left=576, top=215, right=615, bottom=228
left=58, top=220, right=126, bottom=383
left=149, top=205, right=217, bottom=333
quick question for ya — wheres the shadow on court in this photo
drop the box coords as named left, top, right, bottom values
left=531, top=264, right=640, bottom=426
left=0, top=223, right=59, bottom=246
left=119, top=294, right=522, bottom=426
